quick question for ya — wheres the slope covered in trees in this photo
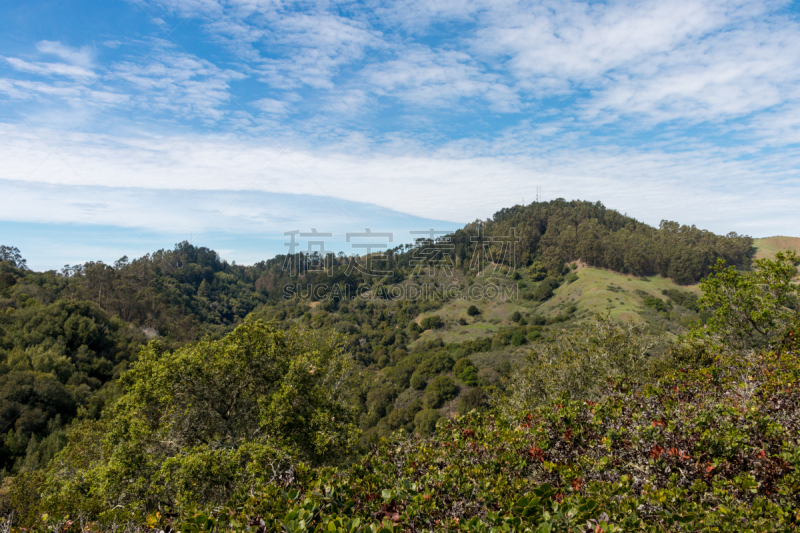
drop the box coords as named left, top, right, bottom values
left=0, top=199, right=762, bottom=518
left=452, top=200, right=754, bottom=284
left=6, top=250, right=800, bottom=532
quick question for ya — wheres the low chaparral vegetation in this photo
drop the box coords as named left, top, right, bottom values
left=4, top=248, right=800, bottom=532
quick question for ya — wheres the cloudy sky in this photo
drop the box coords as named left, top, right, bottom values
left=1, top=0, right=799, bottom=270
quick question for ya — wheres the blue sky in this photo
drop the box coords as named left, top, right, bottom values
left=1, top=0, right=799, bottom=271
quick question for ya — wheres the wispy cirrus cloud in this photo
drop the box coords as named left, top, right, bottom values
left=4, top=57, right=96, bottom=79
left=110, top=47, right=246, bottom=120
left=368, top=46, right=520, bottom=112
left=35, top=40, right=95, bottom=68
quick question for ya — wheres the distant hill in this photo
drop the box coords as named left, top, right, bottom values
left=453, top=199, right=754, bottom=285
left=754, top=236, right=800, bottom=260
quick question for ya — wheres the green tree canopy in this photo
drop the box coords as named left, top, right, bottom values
left=39, top=320, right=360, bottom=515
left=503, top=312, right=657, bottom=413
left=699, top=251, right=799, bottom=347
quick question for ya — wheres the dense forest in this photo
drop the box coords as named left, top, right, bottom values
left=0, top=200, right=776, bottom=531
left=456, top=200, right=754, bottom=284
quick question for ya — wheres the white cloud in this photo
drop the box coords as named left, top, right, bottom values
left=0, top=122, right=797, bottom=237
left=368, top=46, right=520, bottom=112
left=36, top=40, right=94, bottom=68
left=581, top=13, right=800, bottom=125
left=110, top=47, right=246, bottom=120
left=3, top=0, right=800, bottom=250
left=251, top=97, right=293, bottom=116
left=5, top=57, right=96, bottom=79
left=457, top=0, right=800, bottom=128
left=253, top=12, right=382, bottom=89
left=140, top=0, right=383, bottom=89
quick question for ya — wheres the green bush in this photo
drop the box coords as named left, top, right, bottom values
left=409, top=371, right=426, bottom=390
left=526, top=328, right=542, bottom=342
left=511, top=330, right=527, bottom=346
left=528, top=261, right=547, bottom=281
left=424, top=376, right=458, bottom=408
left=420, top=315, right=444, bottom=330
left=383, top=366, right=413, bottom=389
left=414, top=351, right=454, bottom=378
left=529, top=314, right=546, bottom=325
left=457, top=365, right=478, bottom=386
left=643, top=295, right=668, bottom=312
left=457, top=387, right=488, bottom=415
left=452, top=357, right=474, bottom=376
left=413, top=408, right=441, bottom=436
left=661, top=287, right=700, bottom=311
left=532, top=277, right=559, bottom=301
left=466, top=305, right=480, bottom=316
left=367, top=385, right=397, bottom=417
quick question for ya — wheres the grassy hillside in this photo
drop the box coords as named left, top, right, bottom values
left=754, top=236, right=800, bottom=260
left=411, top=263, right=702, bottom=347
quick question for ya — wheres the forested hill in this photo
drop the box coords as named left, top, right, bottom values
left=1, top=199, right=755, bottom=343
left=0, top=199, right=767, bottom=512
left=453, top=199, right=754, bottom=284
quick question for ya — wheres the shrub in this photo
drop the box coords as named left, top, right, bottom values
left=528, top=261, right=547, bottom=281
left=420, top=315, right=444, bottom=330
left=532, top=277, right=559, bottom=301
left=643, top=295, right=668, bottom=312
left=661, top=288, right=700, bottom=311
left=467, top=305, right=481, bottom=316
left=529, top=314, right=546, bottom=325
left=383, top=366, right=413, bottom=389
left=415, top=352, right=454, bottom=378
left=413, top=409, right=441, bottom=436
left=510, top=311, right=522, bottom=323
left=367, top=385, right=397, bottom=417
left=527, top=328, right=542, bottom=342
left=453, top=358, right=474, bottom=376
left=424, top=376, right=458, bottom=408
left=458, top=365, right=478, bottom=386
left=409, top=371, right=426, bottom=390
left=511, top=330, right=527, bottom=346
left=503, top=312, right=656, bottom=411
left=456, top=387, right=489, bottom=415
